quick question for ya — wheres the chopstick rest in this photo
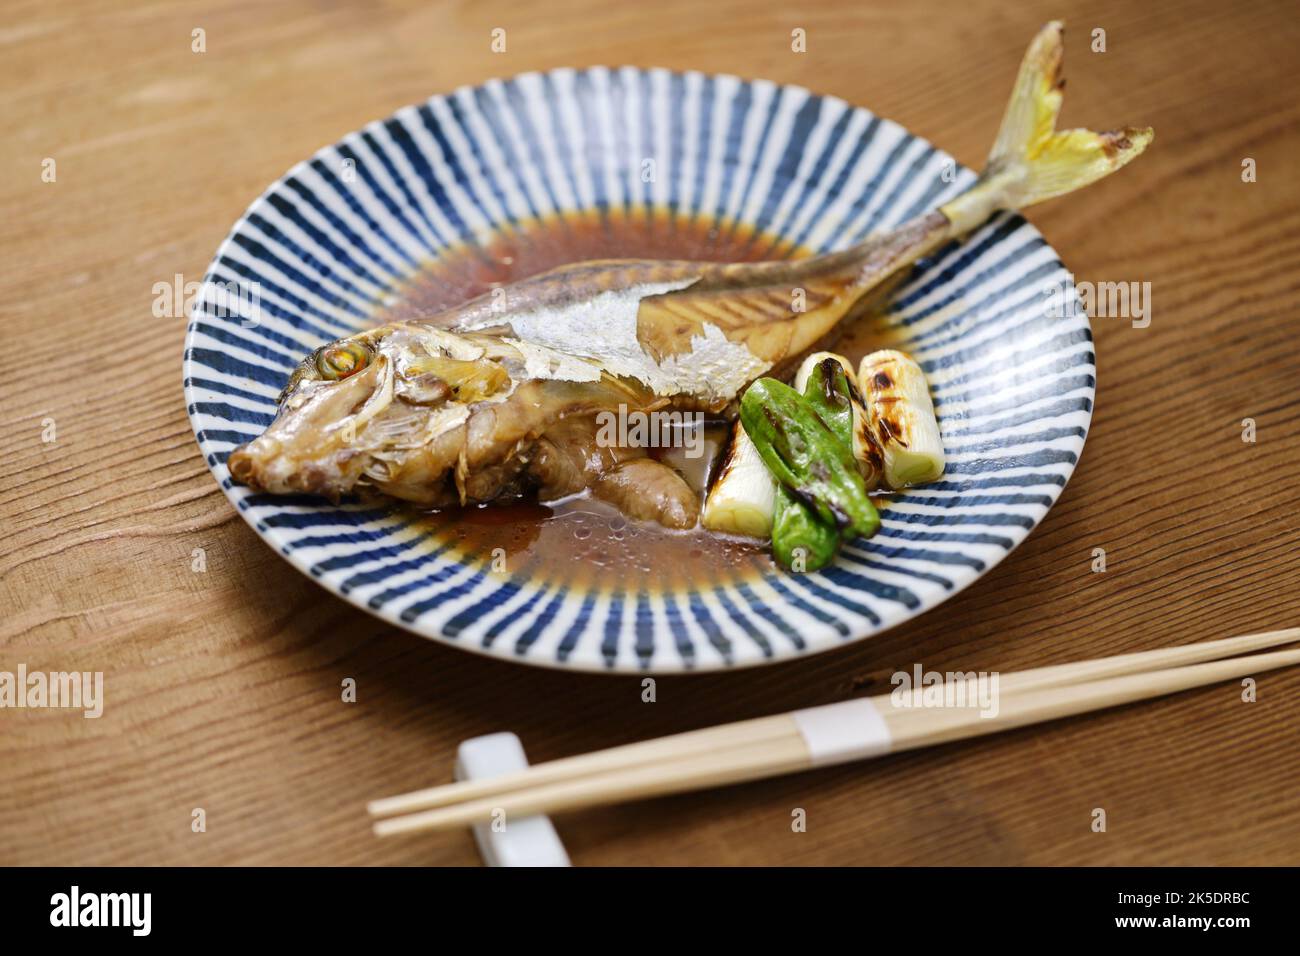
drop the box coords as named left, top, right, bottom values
left=454, top=733, right=571, bottom=868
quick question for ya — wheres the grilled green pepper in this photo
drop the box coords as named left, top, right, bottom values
left=740, top=378, right=880, bottom=542
left=771, top=485, right=839, bottom=571
left=766, top=359, right=861, bottom=571
left=802, top=357, right=855, bottom=441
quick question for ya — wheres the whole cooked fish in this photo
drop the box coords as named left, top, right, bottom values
left=228, top=22, right=1151, bottom=528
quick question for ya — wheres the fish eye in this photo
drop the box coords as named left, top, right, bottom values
left=316, top=341, right=372, bottom=381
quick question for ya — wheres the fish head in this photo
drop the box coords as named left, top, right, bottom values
left=227, top=324, right=513, bottom=500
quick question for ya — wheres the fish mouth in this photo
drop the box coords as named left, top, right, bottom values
left=226, top=438, right=292, bottom=494
left=226, top=435, right=365, bottom=500
left=226, top=446, right=259, bottom=486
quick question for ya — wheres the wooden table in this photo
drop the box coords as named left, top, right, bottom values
left=3, top=0, right=1298, bottom=866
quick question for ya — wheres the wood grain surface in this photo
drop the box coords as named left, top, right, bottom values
left=3, top=0, right=1298, bottom=866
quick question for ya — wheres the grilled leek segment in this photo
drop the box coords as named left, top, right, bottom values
left=701, top=420, right=776, bottom=537
left=858, top=349, right=945, bottom=488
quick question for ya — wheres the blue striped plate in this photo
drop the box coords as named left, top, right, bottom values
left=184, top=68, right=1092, bottom=672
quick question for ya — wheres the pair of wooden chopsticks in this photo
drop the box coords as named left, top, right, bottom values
left=368, top=627, right=1300, bottom=837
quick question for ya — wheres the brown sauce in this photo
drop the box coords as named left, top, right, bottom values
left=379, top=206, right=806, bottom=323
left=412, top=495, right=771, bottom=591
left=386, top=207, right=897, bottom=592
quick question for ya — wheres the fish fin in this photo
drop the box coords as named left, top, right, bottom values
left=941, top=21, right=1153, bottom=232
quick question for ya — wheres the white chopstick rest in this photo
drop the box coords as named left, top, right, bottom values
left=791, top=698, right=893, bottom=766
left=455, top=733, right=571, bottom=867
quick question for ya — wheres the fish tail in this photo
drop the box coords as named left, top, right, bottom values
left=940, top=21, right=1153, bottom=233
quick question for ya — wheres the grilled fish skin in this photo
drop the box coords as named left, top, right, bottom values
left=228, top=21, right=1151, bottom=526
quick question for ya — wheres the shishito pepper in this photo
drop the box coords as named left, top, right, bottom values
left=770, top=484, right=838, bottom=571
left=800, top=357, right=855, bottom=441
left=740, top=378, right=880, bottom=569
left=768, top=359, right=857, bottom=571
